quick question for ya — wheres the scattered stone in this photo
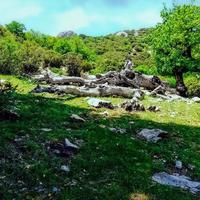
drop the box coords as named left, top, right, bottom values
left=147, top=105, right=160, bottom=112
left=87, top=98, right=114, bottom=109
left=0, top=79, right=6, bottom=84
left=188, top=164, right=195, bottom=170
left=152, top=172, right=200, bottom=195
left=0, top=109, right=20, bottom=121
left=47, top=138, right=79, bottom=157
left=40, top=128, right=52, bottom=132
left=170, top=112, right=177, bottom=117
left=109, top=127, right=126, bottom=134
left=137, top=129, right=168, bottom=143
left=52, top=186, right=60, bottom=193
left=70, top=114, right=85, bottom=123
left=121, top=99, right=145, bottom=112
left=99, top=111, right=109, bottom=116
left=192, top=97, right=200, bottom=103
left=132, top=89, right=144, bottom=100
left=175, top=160, right=183, bottom=170
left=99, top=124, right=106, bottom=128
left=64, top=139, right=79, bottom=150
left=60, top=165, right=70, bottom=172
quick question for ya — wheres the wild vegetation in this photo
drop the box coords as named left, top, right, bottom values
left=0, top=3, right=200, bottom=200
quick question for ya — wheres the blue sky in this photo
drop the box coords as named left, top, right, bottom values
left=0, top=0, right=198, bottom=36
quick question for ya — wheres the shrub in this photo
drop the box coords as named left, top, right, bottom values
left=185, top=73, right=200, bottom=97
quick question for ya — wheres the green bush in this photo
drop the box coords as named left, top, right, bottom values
left=185, top=73, right=200, bottom=97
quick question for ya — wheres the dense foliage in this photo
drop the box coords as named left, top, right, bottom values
left=150, top=4, right=200, bottom=96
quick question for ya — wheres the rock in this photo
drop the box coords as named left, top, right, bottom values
left=175, top=160, right=183, bottom=169
left=129, top=121, right=135, bottom=125
left=192, top=97, right=200, bottom=103
left=147, top=105, right=160, bottom=112
left=152, top=172, right=200, bottom=195
left=58, top=31, right=76, bottom=37
left=188, top=164, right=195, bottom=170
left=121, top=99, right=145, bottom=112
left=52, top=186, right=60, bottom=193
left=116, top=31, right=128, bottom=37
left=137, top=129, right=168, bottom=143
left=87, top=98, right=114, bottom=109
left=40, top=128, right=52, bottom=132
left=0, top=109, right=20, bottom=121
left=64, top=139, right=79, bottom=150
left=132, top=89, right=144, bottom=100
left=70, top=114, right=85, bottom=123
left=0, top=79, right=6, bottom=84
left=109, top=127, right=126, bottom=134
left=61, top=165, right=70, bottom=172
left=99, top=111, right=109, bottom=116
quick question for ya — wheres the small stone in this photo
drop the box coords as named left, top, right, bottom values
left=40, top=128, right=52, bottom=132
left=109, top=127, right=126, bottom=134
left=137, top=129, right=168, bottom=143
left=147, top=105, right=160, bottom=112
left=61, top=165, right=70, bottom=172
left=52, top=186, right=60, bottom=193
left=87, top=98, right=114, bottom=109
left=129, top=121, right=135, bottom=125
left=175, top=160, right=183, bottom=169
left=64, top=138, right=79, bottom=150
left=192, top=97, right=200, bottom=103
left=70, top=114, right=85, bottom=123
left=188, top=164, right=195, bottom=170
left=99, top=111, right=109, bottom=116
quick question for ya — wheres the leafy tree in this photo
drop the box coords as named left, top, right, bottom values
left=150, top=4, right=200, bottom=96
left=53, top=39, right=72, bottom=54
left=6, top=21, right=26, bottom=38
left=0, top=36, right=21, bottom=74
left=63, top=53, right=83, bottom=77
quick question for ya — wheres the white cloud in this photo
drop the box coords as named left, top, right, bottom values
left=55, top=7, right=103, bottom=32
left=55, top=6, right=162, bottom=33
left=0, top=0, right=42, bottom=24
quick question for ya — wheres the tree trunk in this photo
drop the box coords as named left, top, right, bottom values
left=173, top=68, right=187, bottom=97
left=32, top=85, right=141, bottom=98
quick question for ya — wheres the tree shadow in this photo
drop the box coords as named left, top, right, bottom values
left=0, top=92, right=199, bottom=200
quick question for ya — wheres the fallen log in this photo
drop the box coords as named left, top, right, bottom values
left=33, top=68, right=165, bottom=91
left=32, top=85, right=142, bottom=98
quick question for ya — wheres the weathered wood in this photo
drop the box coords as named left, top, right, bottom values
left=32, top=85, right=141, bottom=98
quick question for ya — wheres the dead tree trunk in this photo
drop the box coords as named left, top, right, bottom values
left=32, top=85, right=141, bottom=98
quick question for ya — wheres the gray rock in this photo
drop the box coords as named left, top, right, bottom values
left=121, top=99, right=145, bottom=112
left=40, top=128, right=52, bottom=132
left=116, top=31, right=128, bottom=37
left=137, top=129, right=168, bottom=143
left=109, top=127, right=126, bottom=134
left=64, top=139, right=79, bottom=150
left=70, top=114, right=85, bottom=123
left=58, top=31, right=76, bottom=37
left=61, top=165, right=70, bottom=172
left=147, top=105, right=160, bottom=112
left=0, top=79, right=6, bottom=84
left=52, top=186, right=60, bottom=193
left=132, top=89, right=144, bottom=100
left=175, top=160, right=183, bottom=169
left=152, top=172, right=200, bottom=195
left=87, top=98, right=114, bottom=109
left=192, top=97, right=200, bottom=103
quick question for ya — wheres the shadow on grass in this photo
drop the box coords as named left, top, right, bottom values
left=0, top=92, right=200, bottom=200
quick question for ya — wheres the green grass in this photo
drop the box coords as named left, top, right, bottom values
left=0, top=75, right=200, bottom=200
